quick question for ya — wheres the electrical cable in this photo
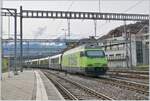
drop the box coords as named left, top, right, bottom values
left=54, top=1, right=75, bottom=39
left=123, top=0, right=144, bottom=13
left=97, top=0, right=144, bottom=38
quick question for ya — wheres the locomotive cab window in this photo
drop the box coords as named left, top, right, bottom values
left=86, top=50, right=105, bottom=57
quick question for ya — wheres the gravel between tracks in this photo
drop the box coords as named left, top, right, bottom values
left=48, top=70, right=148, bottom=100
left=44, top=71, right=109, bottom=100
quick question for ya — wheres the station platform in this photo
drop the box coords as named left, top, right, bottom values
left=1, top=69, right=64, bottom=100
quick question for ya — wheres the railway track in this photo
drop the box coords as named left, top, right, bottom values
left=43, top=70, right=113, bottom=100
left=44, top=72, right=78, bottom=100
left=56, top=70, right=149, bottom=96
left=68, top=73, right=149, bottom=96
left=108, top=70, right=149, bottom=75
left=107, top=70, right=149, bottom=79
left=98, top=76, right=149, bottom=96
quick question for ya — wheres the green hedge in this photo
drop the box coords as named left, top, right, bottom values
left=2, top=58, right=9, bottom=73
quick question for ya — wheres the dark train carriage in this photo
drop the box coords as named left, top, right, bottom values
left=39, top=57, right=49, bottom=68
left=49, top=54, right=62, bottom=70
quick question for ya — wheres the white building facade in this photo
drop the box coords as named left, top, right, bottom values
left=98, top=25, right=149, bottom=70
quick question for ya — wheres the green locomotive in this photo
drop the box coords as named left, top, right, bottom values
left=26, top=44, right=108, bottom=75
left=61, top=44, right=108, bottom=75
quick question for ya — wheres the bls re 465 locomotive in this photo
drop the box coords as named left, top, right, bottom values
left=25, top=44, right=108, bottom=76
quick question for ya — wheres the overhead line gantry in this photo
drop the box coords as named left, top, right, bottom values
left=2, top=8, right=148, bottom=21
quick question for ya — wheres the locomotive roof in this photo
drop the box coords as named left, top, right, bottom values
left=63, top=44, right=102, bottom=55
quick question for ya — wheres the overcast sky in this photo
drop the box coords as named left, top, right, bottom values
left=2, top=0, right=149, bottom=39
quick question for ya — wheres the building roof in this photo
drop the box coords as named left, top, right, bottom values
left=98, top=21, right=149, bottom=41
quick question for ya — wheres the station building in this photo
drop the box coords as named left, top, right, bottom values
left=98, top=21, right=149, bottom=70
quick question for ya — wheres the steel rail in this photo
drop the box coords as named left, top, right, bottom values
left=44, top=71, right=78, bottom=100
left=43, top=69, right=149, bottom=97
left=45, top=70, right=113, bottom=100
left=108, top=70, right=149, bottom=75
left=98, top=76, right=149, bottom=96
left=106, top=72, right=149, bottom=79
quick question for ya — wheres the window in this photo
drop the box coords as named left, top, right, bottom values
left=116, top=54, right=121, bottom=59
left=145, top=42, right=149, bottom=47
left=136, top=41, right=143, bottom=64
left=51, top=58, right=59, bottom=64
left=109, top=54, right=114, bottom=60
left=86, top=50, right=105, bottom=57
left=117, top=45, right=120, bottom=50
left=146, top=42, right=149, bottom=45
left=144, top=27, right=149, bottom=33
left=109, top=54, right=114, bottom=57
left=116, top=54, right=121, bottom=56
left=145, top=35, right=149, bottom=40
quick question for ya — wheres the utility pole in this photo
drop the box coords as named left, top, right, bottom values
left=67, top=19, right=70, bottom=38
left=8, top=16, right=10, bottom=38
left=27, top=41, right=29, bottom=68
left=99, top=0, right=101, bottom=12
left=62, top=28, right=67, bottom=42
left=67, top=19, right=71, bottom=47
left=20, top=6, right=23, bottom=72
left=149, top=0, right=150, bottom=72
left=124, top=20, right=129, bottom=68
left=96, top=0, right=101, bottom=38
left=8, top=16, right=10, bottom=77
left=94, top=20, right=97, bottom=37
left=0, top=0, right=3, bottom=80
left=14, top=9, right=18, bottom=75
left=128, top=30, right=133, bottom=69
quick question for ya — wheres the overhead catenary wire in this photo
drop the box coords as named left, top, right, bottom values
left=95, top=0, right=144, bottom=38
left=124, top=0, right=144, bottom=13
left=54, top=1, right=75, bottom=38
